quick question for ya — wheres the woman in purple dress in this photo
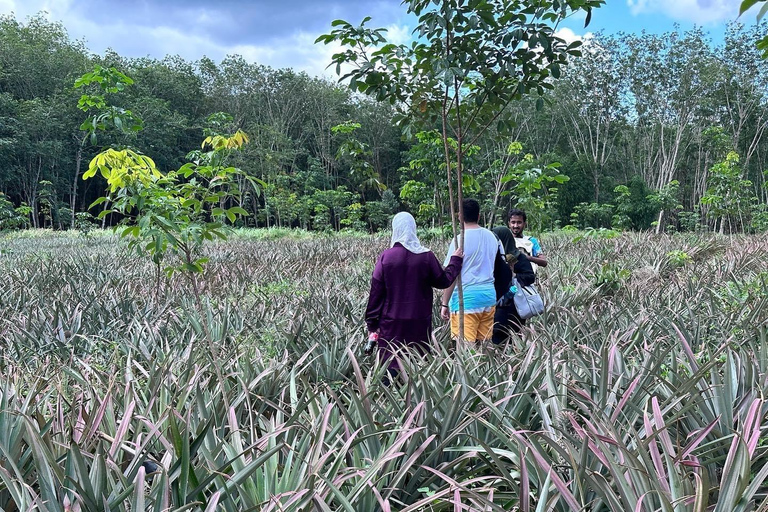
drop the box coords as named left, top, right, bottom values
left=365, top=212, right=463, bottom=377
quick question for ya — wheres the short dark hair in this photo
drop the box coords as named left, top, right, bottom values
left=507, top=208, right=527, bottom=223
left=462, top=199, right=480, bottom=223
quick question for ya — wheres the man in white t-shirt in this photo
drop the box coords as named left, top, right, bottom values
left=507, top=208, right=547, bottom=273
left=441, top=199, right=503, bottom=344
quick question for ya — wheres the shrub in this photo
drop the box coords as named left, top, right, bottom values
left=0, top=194, right=30, bottom=231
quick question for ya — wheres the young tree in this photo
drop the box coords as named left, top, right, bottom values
left=700, top=151, right=758, bottom=233
left=318, top=0, right=604, bottom=338
left=332, top=121, right=386, bottom=198
left=647, top=179, right=681, bottom=234
left=499, top=149, right=568, bottom=232
left=79, top=68, right=259, bottom=409
left=74, top=65, right=143, bottom=228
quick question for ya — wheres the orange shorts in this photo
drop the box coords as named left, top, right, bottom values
left=450, top=308, right=495, bottom=342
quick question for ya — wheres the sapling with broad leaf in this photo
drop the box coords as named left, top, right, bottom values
left=77, top=68, right=263, bottom=412
left=317, top=0, right=604, bottom=339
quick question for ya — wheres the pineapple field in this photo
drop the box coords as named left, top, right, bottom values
left=0, top=228, right=767, bottom=511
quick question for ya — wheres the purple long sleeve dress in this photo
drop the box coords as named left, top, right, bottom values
left=365, top=243, right=462, bottom=367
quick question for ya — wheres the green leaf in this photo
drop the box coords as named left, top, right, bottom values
left=227, top=206, right=248, bottom=216
left=740, top=0, right=761, bottom=16
left=88, top=197, right=108, bottom=208
left=759, top=1, right=768, bottom=19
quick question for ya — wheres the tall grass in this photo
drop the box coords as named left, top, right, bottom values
left=0, top=229, right=766, bottom=510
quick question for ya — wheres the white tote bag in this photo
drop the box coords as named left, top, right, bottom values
left=512, top=278, right=545, bottom=320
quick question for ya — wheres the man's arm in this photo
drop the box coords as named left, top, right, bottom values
left=528, top=253, right=547, bottom=267
left=440, top=283, right=456, bottom=321
left=529, top=237, right=547, bottom=267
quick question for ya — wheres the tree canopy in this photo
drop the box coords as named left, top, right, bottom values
left=1, top=12, right=768, bottom=235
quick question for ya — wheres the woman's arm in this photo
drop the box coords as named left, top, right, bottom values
left=364, top=256, right=386, bottom=333
left=429, top=249, right=463, bottom=289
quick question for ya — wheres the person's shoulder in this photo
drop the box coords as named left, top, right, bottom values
left=481, top=227, right=500, bottom=243
left=379, top=245, right=403, bottom=259
left=478, top=227, right=496, bottom=238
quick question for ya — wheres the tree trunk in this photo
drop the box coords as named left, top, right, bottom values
left=454, top=78, right=466, bottom=345
left=655, top=209, right=664, bottom=234
left=441, top=87, right=462, bottom=343
left=71, top=146, right=82, bottom=229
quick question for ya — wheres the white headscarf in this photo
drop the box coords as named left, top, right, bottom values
left=390, top=212, right=430, bottom=254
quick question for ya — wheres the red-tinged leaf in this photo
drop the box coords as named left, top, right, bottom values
left=131, top=466, right=145, bottom=512
left=651, top=396, right=676, bottom=457
left=204, top=491, right=221, bottom=512
left=308, top=403, right=334, bottom=471
left=634, top=493, right=651, bottom=512
left=511, top=434, right=581, bottom=511
left=671, top=322, right=698, bottom=374
left=275, top=489, right=312, bottom=510
left=644, top=410, right=671, bottom=494
left=572, top=386, right=594, bottom=403
left=611, top=375, right=642, bottom=423
left=608, top=342, right=618, bottom=376
left=367, top=484, right=391, bottom=512
left=743, top=399, right=763, bottom=457
left=568, top=415, right=586, bottom=439
left=520, top=447, right=530, bottom=512
left=109, top=400, right=136, bottom=460
left=678, top=416, right=720, bottom=462
left=692, top=472, right=708, bottom=512
left=85, top=391, right=113, bottom=444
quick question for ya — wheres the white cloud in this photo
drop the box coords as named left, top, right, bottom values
left=0, top=0, right=412, bottom=78
left=255, top=31, right=346, bottom=78
left=385, top=23, right=411, bottom=45
left=626, top=0, right=742, bottom=25
left=555, top=27, right=593, bottom=44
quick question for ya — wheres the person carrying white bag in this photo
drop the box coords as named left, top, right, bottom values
left=491, top=227, right=543, bottom=345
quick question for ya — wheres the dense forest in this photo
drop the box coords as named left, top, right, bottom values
left=1, top=13, right=768, bottom=234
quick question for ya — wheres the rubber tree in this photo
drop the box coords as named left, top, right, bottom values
left=317, top=0, right=604, bottom=340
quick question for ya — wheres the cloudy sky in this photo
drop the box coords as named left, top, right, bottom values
left=0, top=0, right=760, bottom=76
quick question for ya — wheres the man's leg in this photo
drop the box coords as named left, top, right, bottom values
left=451, top=312, right=481, bottom=352
left=475, top=308, right=496, bottom=344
